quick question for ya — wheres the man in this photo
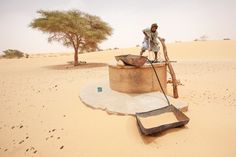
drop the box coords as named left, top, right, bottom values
left=140, top=23, right=160, bottom=62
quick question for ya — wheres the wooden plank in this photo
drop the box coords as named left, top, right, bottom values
left=158, top=37, right=179, bottom=98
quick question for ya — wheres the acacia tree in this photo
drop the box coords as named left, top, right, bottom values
left=30, top=10, right=112, bottom=66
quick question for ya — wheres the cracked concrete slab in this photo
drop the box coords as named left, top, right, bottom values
left=79, top=79, right=188, bottom=115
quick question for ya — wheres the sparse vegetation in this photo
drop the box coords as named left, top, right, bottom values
left=97, top=48, right=104, bottom=52
left=175, top=41, right=182, bottom=43
left=194, top=35, right=208, bottom=41
left=30, top=10, right=113, bottom=66
left=1, top=49, right=25, bottom=59
left=25, top=53, right=29, bottom=58
left=223, top=38, right=231, bottom=40
left=200, top=35, right=208, bottom=41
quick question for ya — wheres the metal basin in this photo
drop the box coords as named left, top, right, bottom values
left=115, top=54, right=147, bottom=67
left=136, top=105, right=190, bottom=135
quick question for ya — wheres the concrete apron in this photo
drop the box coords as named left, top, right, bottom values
left=79, top=79, right=188, bottom=115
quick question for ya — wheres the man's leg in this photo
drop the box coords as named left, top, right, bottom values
left=152, top=44, right=160, bottom=62
left=140, top=49, right=145, bottom=56
left=154, top=51, right=158, bottom=61
left=141, top=39, right=149, bottom=56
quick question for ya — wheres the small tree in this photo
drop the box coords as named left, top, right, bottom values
left=30, top=10, right=112, bottom=66
left=199, top=35, right=208, bottom=41
left=2, top=49, right=24, bottom=58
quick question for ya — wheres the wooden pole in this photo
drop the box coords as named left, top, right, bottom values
left=158, top=37, right=179, bottom=98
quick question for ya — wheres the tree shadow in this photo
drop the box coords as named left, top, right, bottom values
left=45, top=62, right=108, bottom=70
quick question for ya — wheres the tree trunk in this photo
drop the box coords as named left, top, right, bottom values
left=74, top=48, right=79, bottom=66
left=159, top=38, right=179, bottom=98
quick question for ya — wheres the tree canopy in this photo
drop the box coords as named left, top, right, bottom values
left=30, top=10, right=113, bottom=65
left=1, top=49, right=25, bottom=59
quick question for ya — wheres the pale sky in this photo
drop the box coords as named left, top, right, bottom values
left=0, top=0, right=236, bottom=53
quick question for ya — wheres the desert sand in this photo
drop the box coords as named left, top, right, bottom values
left=0, top=40, right=236, bottom=157
left=139, top=112, right=178, bottom=129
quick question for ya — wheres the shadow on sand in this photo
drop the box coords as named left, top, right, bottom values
left=45, top=62, right=108, bottom=70
left=138, top=125, right=189, bottom=144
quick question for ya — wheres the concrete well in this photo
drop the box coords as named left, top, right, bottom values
left=109, top=63, right=167, bottom=93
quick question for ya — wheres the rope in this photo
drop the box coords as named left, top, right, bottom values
left=146, top=57, right=171, bottom=106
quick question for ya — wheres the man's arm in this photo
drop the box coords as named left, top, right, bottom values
left=143, top=31, right=149, bottom=38
left=157, top=36, right=165, bottom=42
left=143, top=29, right=150, bottom=39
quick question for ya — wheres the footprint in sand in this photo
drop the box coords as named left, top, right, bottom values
left=46, top=128, right=64, bottom=149
left=25, top=146, right=38, bottom=156
left=46, top=129, right=56, bottom=140
left=19, top=140, right=24, bottom=144
left=48, top=128, right=56, bottom=133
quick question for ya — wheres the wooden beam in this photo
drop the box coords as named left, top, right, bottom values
left=158, top=37, right=179, bottom=98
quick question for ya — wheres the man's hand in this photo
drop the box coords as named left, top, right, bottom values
left=158, top=37, right=165, bottom=42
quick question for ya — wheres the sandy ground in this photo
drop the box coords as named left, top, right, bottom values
left=0, top=40, right=236, bottom=157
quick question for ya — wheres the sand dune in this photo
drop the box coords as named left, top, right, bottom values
left=167, top=40, right=236, bottom=60
left=0, top=40, right=236, bottom=157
